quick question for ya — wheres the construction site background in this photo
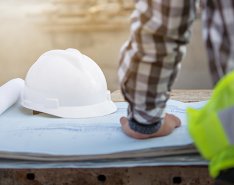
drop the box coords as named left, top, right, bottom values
left=0, top=0, right=212, bottom=91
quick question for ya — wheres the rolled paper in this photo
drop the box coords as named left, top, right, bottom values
left=0, top=78, right=25, bottom=115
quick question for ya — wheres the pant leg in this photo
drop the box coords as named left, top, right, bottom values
left=118, top=0, right=197, bottom=132
left=213, top=168, right=234, bottom=185
left=202, top=0, right=234, bottom=85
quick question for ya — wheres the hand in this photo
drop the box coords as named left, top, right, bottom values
left=120, top=113, right=181, bottom=139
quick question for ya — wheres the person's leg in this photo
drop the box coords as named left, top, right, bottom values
left=202, top=1, right=234, bottom=184
left=118, top=0, right=197, bottom=135
left=203, top=0, right=234, bottom=85
left=213, top=168, right=234, bottom=185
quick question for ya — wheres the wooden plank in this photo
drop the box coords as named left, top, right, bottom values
left=111, top=89, right=212, bottom=102
left=170, top=90, right=212, bottom=102
left=0, top=166, right=213, bottom=185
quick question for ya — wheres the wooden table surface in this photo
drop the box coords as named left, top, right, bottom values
left=0, top=90, right=214, bottom=185
left=111, top=90, right=212, bottom=102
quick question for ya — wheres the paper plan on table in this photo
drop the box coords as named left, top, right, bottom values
left=0, top=79, right=24, bottom=115
left=0, top=100, right=207, bottom=161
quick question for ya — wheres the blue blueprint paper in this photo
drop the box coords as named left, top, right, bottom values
left=0, top=100, right=206, bottom=160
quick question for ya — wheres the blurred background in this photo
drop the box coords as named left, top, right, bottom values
left=0, top=0, right=212, bottom=91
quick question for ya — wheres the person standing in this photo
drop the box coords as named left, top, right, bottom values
left=118, top=0, right=234, bottom=184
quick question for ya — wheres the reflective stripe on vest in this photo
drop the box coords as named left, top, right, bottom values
left=218, top=107, right=234, bottom=144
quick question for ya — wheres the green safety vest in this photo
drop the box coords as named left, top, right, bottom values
left=187, top=71, right=234, bottom=178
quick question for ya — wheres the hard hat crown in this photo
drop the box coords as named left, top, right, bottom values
left=22, top=49, right=117, bottom=118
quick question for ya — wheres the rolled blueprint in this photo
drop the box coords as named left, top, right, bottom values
left=0, top=78, right=25, bottom=115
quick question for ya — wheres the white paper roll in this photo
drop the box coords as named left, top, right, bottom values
left=0, top=78, right=25, bottom=115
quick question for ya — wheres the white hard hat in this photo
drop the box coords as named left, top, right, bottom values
left=21, top=48, right=117, bottom=118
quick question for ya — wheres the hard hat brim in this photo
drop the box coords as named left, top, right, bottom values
left=22, top=100, right=117, bottom=118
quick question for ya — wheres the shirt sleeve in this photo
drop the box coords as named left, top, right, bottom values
left=118, top=0, right=196, bottom=134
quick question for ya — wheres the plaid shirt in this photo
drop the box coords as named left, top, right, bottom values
left=118, top=0, right=234, bottom=134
